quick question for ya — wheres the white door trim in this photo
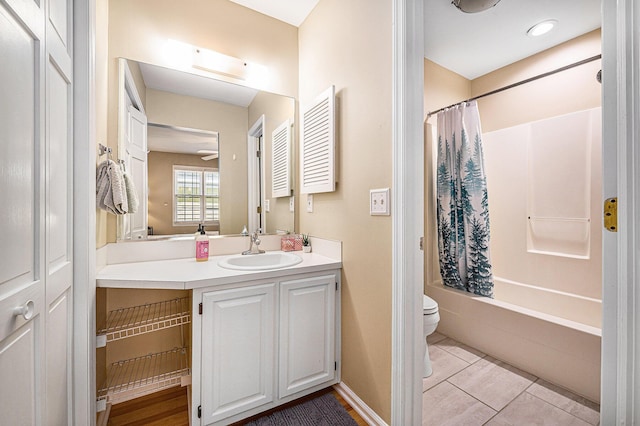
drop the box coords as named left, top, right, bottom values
left=600, top=0, right=639, bottom=423
left=248, top=115, right=266, bottom=233
left=72, top=0, right=96, bottom=423
left=391, top=0, right=424, bottom=424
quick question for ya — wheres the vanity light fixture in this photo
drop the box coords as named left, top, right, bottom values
left=164, top=39, right=268, bottom=82
left=527, top=19, right=557, bottom=37
left=192, top=47, right=248, bottom=79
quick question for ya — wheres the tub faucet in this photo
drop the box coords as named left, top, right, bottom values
left=242, top=228, right=265, bottom=255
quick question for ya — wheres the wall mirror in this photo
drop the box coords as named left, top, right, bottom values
left=116, top=59, right=296, bottom=241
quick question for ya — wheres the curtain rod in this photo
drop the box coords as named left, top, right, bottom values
left=426, top=54, right=602, bottom=118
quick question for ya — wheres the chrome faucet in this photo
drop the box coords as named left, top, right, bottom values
left=242, top=228, right=265, bottom=255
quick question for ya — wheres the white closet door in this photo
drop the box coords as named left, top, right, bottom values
left=0, top=0, right=74, bottom=423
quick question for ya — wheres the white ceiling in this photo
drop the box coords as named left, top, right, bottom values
left=424, top=0, right=601, bottom=79
left=147, top=123, right=218, bottom=156
left=139, top=62, right=258, bottom=108
left=227, top=0, right=320, bottom=27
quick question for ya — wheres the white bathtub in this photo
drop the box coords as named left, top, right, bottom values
left=427, top=277, right=601, bottom=403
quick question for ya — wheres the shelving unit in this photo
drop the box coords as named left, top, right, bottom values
left=98, top=347, right=191, bottom=405
left=97, top=297, right=191, bottom=345
left=97, top=296, right=191, bottom=411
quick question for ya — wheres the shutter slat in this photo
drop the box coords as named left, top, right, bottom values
left=272, top=120, right=291, bottom=198
left=300, top=86, right=336, bottom=194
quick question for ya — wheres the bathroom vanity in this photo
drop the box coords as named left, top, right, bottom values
left=96, top=236, right=342, bottom=425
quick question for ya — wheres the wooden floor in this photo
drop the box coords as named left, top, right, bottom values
left=105, top=386, right=367, bottom=426
left=107, top=387, right=189, bottom=426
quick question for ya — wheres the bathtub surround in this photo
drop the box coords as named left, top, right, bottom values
left=436, top=100, right=493, bottom=297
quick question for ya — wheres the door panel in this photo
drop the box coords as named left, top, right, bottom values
left=201, top=284, right=275, bottom=424
left=279, top=275, right=336, bottom=397
left=46, top=292, right=71, bottom=424
left=45, top=0, right=73, bottom=421
left=47, top=61, right=71, bottom=268
left=0, top=4, right=38, bottom=289
left=0, top=4, right=46, bottom=423
left=0, top=322, right=39, bottom=426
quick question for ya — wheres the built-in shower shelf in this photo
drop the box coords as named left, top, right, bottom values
left=97, top=347, right=191, bottom=406
left=97, top=297, right=191, bottom=346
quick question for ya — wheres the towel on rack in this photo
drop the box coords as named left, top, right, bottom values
left=122, top=170, right=139, bottom=214
left=96, top=159, right=128, bottom=214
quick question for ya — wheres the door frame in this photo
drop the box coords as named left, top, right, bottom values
left=248, top=115, right=266, bottom=233
left=391, top=0, right=424, bottom=424
left=72, top=0, right=96, bottom=423
left=600, top=0, right=640, bottom=423
left=392, top=0, right=639, bottom=424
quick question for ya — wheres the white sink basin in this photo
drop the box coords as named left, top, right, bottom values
left=218, top=252, right=303, bottom=271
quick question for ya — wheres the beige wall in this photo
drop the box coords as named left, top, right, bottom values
left=299, top=0, right=393, bottom=421
left=424, top=59, right=471, bottom=120
left=473, top=30, right=601, bottom=132
left=248, top=91, right=296, bottom=234
left=147, top=151, right=220, bottom=236
left=145, top=89, right=249, bottom=235
left=99, top=0, right=299, bottom=245
left=424, top=30, right=602, bottom=298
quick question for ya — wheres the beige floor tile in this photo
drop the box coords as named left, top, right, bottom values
left=486, top=392, right=592, bottom=426
left=435, top=338, right=486, bottom=364
left=422, top=345, right=470, bottom=391
left=527, top=380, right=600, bottom=425
left=423, top=381, right=496, bottom=426
left=448, top=356, right=536, bottom=411
left=427, top=331, right=447, bottom=345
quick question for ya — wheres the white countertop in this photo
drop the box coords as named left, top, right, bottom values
left=96, top=251, right=342, bottom=290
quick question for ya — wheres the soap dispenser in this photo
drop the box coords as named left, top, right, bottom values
left=196, top=224, right=209, bottom=262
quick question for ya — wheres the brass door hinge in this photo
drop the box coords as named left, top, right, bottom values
left=604, top=197, right=618, bottom=232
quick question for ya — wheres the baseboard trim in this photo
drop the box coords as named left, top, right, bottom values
left=333, top=382, right=388, bottom=426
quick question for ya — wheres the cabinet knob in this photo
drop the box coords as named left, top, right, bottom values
left=14, top=300, right=34, bottom=321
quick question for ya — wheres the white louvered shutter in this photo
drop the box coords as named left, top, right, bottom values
left=272, top=119, right=292, bottom=198
left=300, top=86, right=336, bottom=194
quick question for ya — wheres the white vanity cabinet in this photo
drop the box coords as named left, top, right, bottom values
left=192, top=270, right=341, bottom=425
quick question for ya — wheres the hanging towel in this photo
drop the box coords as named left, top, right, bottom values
left=122, top=170, right=139, bottom=214
left=96, top=159, right=128, bottom=214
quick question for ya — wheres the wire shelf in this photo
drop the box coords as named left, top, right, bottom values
left=98, top=347, right=190, bottom=405
left=97, top=297, right=191, bottom=343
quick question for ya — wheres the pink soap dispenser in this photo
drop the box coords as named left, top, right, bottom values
left=196, top=224, right=209, bottom=262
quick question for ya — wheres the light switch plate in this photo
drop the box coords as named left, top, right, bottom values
left=289, top=196, right=295, bottom=212
left=370, top=188, right=390, bottom=215
left=264, top=199, right=270, bottom=212
left=307, top=194, right=314, bottom=212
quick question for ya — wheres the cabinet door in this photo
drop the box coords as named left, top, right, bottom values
left=200, top=283, right=276, bottom=424
left=279, top=275, right=336, bottom=398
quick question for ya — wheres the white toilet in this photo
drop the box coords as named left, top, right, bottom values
left=423, top=294, right=440, bottom=378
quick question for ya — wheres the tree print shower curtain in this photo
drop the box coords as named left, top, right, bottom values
left=436, top=101, right=494, bottom=297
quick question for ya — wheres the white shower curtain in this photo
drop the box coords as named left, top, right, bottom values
left=436, top=101, right=494, bottom=297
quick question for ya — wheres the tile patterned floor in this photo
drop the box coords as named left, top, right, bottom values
left=423, top=332, right=600, bottom=426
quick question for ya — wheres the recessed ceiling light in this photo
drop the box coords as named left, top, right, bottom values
left=527, top=20, right=557, bottom=37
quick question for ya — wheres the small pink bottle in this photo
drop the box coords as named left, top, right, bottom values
left=196, top=225, right=209, bottom=262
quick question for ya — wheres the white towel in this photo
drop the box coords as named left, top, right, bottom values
left=96, top=159, right=128, bottom=214
left=122, top=170, right=139, bottom=214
